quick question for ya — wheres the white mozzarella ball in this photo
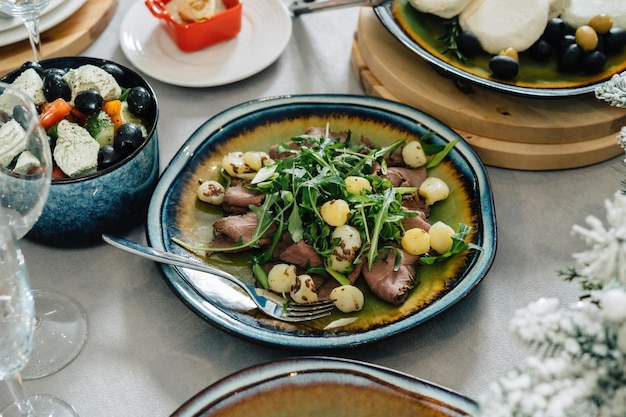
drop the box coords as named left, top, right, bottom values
left=290, top=274, right=319, bottom=304
left=429, top=221, right=456, bottom=254
left=419, top=177, right=449, bottom=205
left=401, top=141, right=428, bottom=168
left=345, top=176, right=372, bottom=195
left=242, top=151, right=272, bottom=172
left=330, top=285, right=364, bottom=313
left=197, top=180, right=225, bottom=205
left=320, top=199, right=350, bottom=227
left=328, top=225, right=362, bottom=272
left=267, top=263, right=297, bottom=294
left=401, top=228, right=430, bottom=256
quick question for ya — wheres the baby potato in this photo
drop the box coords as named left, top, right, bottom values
left=418, top=177, right=449, bottom=205
left=401, top=228, right=430, bottom=256
left=429, top=221, right=456, bottom=254
left=328, top=225, right=362, bottom=272
left=290, top=274, right=319, bottom=304
left=197, top=180, right=225, bottom=205
left=401, top=141, right=428, bottom=168
left=330, top=285, right=364, bottom=313
left=320, top=199, right=350, bottom=227
left=345, top=176, right=372, bottom=195
left=222, top=151, right=254, bottom=178
left=242, top=151, right=271, bottom=172
left=267, top=263, right=297, bottom=293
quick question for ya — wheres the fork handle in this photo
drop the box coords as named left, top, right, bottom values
left=289, top=0, right=385, bottom=16
left=101, top=234, right=253, bottom=293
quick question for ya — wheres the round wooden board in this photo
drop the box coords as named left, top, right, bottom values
left=0, top=0, right=118, bottom=77
left=352, top=7, right=626, bottom=170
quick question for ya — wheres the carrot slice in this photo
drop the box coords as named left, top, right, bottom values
left=39, top=98, right=72, bottom=130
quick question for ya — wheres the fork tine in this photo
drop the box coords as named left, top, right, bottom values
left=287, top=301, right=335, bottom=313
left=285, top=309, right=334, bottom=321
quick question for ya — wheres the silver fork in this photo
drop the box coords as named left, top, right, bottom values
left=102, top=234, right=335, bottom=322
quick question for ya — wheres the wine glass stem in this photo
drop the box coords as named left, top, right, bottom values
left=4, top=373, right=35, bottom=416
left=21, top=16, right=43, bottom=62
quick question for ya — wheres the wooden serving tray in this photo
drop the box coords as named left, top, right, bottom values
left=352, top=7, right=626, bottom=170
left=0, top=0, right=117, bottom=77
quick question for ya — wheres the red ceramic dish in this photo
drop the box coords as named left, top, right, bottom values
left=145, top=0, right=242, bottom=52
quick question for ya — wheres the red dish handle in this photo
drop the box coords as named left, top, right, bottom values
left=145, top=0, right=172, bottom=20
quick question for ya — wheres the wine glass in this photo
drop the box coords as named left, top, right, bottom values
left=0, top=0, right=49, bottom=61
left=0, top=219, right=78, bottom=416
left=0, top=81, right=88, bottom=380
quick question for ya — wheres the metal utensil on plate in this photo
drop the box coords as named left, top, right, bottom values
left=289, top=0, right=385, bottom=16
left=102, top=234, right=335, bottom=323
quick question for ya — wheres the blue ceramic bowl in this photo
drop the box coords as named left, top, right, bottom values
left=2, top=57, right=159, bottom=246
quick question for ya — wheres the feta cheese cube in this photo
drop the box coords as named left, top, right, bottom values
left=13, top=150, right=41, bottom=175
left=0, top=119, right=27, bottom=167
left=63, top=64, right=122, bottom=104
left=54, top=120, right=99, bottom=178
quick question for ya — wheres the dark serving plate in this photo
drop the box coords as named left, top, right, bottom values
left=146, top=94, right=496, bottom=349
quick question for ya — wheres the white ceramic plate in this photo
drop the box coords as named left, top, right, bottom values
left=120, top=0, right=293, bottom=87
left=0, top=0, right=63, bottom=32
left=0, top=0, right=85, bottom=47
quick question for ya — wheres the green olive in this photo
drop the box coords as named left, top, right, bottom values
left=499, top=47, right=519, bottom=62
left=588, top=14, right=613, bottom=35
left=575, top=25, right=599, bottom=52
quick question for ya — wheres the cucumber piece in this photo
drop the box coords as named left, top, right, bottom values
left=85, top=111, right=115, bottom=147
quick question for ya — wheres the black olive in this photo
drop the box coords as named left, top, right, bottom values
left=13, top=104, right=33, bottom=130
left=101, top=63, right=125, bottom=83
left=558, top=34, right=576, bottom=52
left=74, top=90, right=103, bottom=116
left=12, top=105, right=30, bottom=130
left=126, top=86, right=152, bottom=117
left=557, top=44, right=584, bottom=72
left=114, top=123, right=144, bottom=156
left=604, top=27, right=626, bottom=54
left=20, top=61, right=43, bottom=76
left=456, top=31, right=482, bottom=57
left=584, top=51, right=607, bottom=73
left=43, top=73, right=71, bottom=102
left=98, top=145, right=122, bottom=169
left=42, top=68, right=67, bottom=78
left=488, top=55, right=519, bottom=79
left=528, top=39, right=552, bottom=62
left=543, top=18, right=568, bottom=44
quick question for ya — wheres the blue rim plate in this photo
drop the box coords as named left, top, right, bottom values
left=146, top=94, right=497, bottom=349
left=170, top=357, right=479, bottom=417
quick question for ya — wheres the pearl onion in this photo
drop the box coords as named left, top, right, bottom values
left=320, top=199, right=350, bottom=227
left=267, top=263, right=297, bottom=294
left=290, top=274, right=319, bottom=304
left=428, top=221, right=455, bottom=253
left=328, top=225, right=362, bottom=272
left=401, top=228, right=430, bottom=256
left=401, top=141, right=428, bottom=168
left=197, top=180, right=225, bottom=205
left=418, top=177, right=449, bottom=205
left=330, top=285, right=364, bottom=313
left=345, top=176, right=372, bottom=195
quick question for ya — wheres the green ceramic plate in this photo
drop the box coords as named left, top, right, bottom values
left=374, top=0, right=626, bottom=97
left=147, top=95, right=496, bottom=348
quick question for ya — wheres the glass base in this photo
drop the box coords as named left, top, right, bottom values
left=1, top=394, right=78, bottom=417
left=21, top=290, right=88, bottom=380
